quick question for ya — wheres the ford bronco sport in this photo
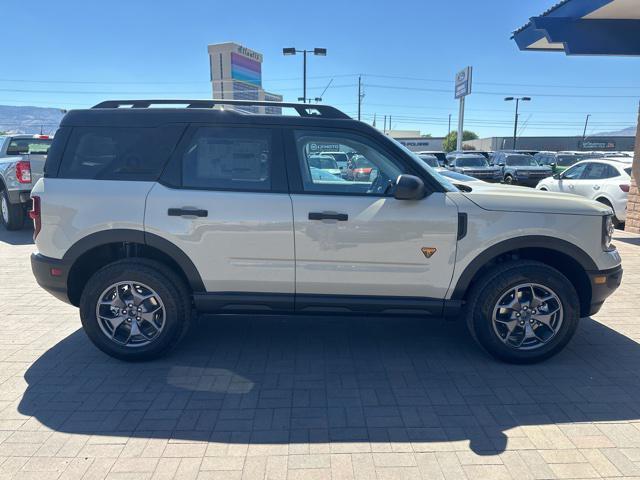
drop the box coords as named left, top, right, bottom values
left=30, top=99, right=622, bottom=363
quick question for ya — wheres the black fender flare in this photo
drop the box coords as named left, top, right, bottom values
left=63, top=229, right=205, bottom=292
left=450, top=235, right=597, bottom=300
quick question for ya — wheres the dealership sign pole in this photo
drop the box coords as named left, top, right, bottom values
left=454, top=66, right=472, bottom=151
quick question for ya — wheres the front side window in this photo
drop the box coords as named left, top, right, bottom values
left=562, top=163, right=588, bottom=179
left=294, top=130, right=403, bottom=195
left=59, top=126, right=182, bottom=180
left=182, top=127, right=272, bottom=190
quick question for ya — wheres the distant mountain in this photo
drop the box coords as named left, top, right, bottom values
left=0, top=105, right=65, bottom=135
left=594, top=126, right=637, bottom=137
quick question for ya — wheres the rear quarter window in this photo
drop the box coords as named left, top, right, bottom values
left=57, top=125, right=184, bottom=180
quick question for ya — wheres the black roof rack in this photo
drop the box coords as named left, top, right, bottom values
left=91, top=99, right=351, bottom=119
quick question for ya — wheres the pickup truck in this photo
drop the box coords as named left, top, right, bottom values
left=0, top=134, right=52, bottom=230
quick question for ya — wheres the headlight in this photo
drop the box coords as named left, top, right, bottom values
left=602, top=215, right=615, bottom=251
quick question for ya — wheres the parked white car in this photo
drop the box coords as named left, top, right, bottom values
left=536, top=159, right=631, bottom=227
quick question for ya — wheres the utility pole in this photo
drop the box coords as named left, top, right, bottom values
left=582, top=114, right=591, bottom=147
left=447, top=114, right=451, bottom=138
left=388, top=115, right=392, bottom=134
left=383, top=115, right=387, bottom=133
left=357, top=76, right=362, bottom=121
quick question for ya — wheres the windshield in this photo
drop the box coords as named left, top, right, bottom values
left=309, top=156, right=338, bottom=169
left=7, top=137, right=52, bottom=155
left=557, top=155, right=578, bottom=166
left=391, top=139, right=458, bottom=192
left=506, top=155, right=538, bottom=166
left=418, top=154, right=439, bottom=168
left=456, top=157, right=488, bottom=167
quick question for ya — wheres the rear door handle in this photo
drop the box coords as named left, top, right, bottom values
left=308, top=211, right=348, bottom=221
left=168, top=208, right=208, bottom=218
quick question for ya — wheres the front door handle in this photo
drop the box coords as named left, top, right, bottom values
left=168, top=207, right=208, bottom=218
left=308, top=211, right=348, bottom=221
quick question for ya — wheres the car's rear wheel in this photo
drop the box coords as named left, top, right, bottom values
left=503, top=175, right=514, bottom=185
left=465, top=260, right=580, bottom=363
left=80, top=259, right=191, bottom=361
left=0, top=190, right=25, bottom=231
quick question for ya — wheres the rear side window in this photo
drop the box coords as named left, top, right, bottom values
left=58, top=125, right=183, bottom=180
left=181, top=126, right=272, bottom=191
left=7, top=137, right=52, bottom=155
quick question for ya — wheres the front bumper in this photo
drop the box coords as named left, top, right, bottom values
left=31, top=253, right=73, bottom=305
left=513, top=176, right=549, bottom=187
left=7, top=189, right=32, bottom=206
left=585, top=264, right=623, bottom=316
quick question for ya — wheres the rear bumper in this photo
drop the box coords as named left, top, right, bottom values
left=585, top=264, right=623, bottom=316
left=30, top=253, right=72, bottom=305
left=7, top=189, right=32, bottom=205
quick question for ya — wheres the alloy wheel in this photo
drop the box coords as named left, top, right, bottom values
left=95, top=281, right=165, bottom=347
left=491, top=283, right=563, bottom=350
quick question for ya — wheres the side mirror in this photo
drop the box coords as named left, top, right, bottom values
left=550, top=162, right=556, bottom=167
left=498, top=162, right=505, bottom=166
left=394, top=174, right=426, bottom=200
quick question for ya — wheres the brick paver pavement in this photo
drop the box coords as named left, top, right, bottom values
left=1, top=226, right=639, bottom=479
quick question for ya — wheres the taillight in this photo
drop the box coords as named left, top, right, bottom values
left=29, top=196, right=41, bottom=240
left=620, top=184, right=630, bottom=193
left=16, top=161, right=32, bottom=184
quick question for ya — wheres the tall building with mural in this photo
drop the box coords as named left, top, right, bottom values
left=207, top=42, right=282, bottom=114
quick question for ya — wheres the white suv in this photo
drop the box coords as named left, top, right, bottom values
left=30, top=100, right=622, bottom=363
left=536, top=159, right=632, bottom=227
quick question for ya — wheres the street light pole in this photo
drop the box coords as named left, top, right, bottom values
left=302, top=50, right=307, bottom=103
left=505, top=96, right=531, bottom=150
left=283, top=47, right=326, bottom=104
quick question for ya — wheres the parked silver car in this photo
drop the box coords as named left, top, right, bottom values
left=0, top=134, right=52, bottom=230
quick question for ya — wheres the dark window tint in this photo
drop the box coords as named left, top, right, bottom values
left=182, top=127, right=271, bottom=191
left=7, top=138, right=52, bottom=155
left=505, top=155, right=538, bottom=167
left=584, top=163, right=618, bottom=180
left=59, top=126, right=183, bottom=180
left=624, top=167, right=632, bottom=176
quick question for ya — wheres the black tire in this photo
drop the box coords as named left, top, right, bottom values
left=465, top=260, right=580, bottom=364
left=539, top=187, right=548, bottom=191
left=79, top=258, right=192, bottom=361
left=596, top=198, right=624, bottom=229
left=0, top=190, right=25, bottom=231
left=503, top=175, right=514, bottom=185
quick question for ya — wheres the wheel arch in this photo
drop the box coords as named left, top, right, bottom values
left=451, top=236, right=596, bottom=317
left=64, top=229, right=205, bottom=306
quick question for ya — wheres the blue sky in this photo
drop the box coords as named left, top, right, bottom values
left=1, top=0, right=638, bottom=138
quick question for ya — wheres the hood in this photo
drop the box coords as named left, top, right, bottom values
left=509, top=165, right=551, bottom=171
left=457, top=166, right=499, bottom=171
left=461, top=185, right=612, bottom=216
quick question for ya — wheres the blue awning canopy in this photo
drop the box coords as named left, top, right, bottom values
left=513, top=0, right=640, bottom=55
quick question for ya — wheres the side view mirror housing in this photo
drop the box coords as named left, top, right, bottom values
left=394, top=174, right=426, bottom=200
left=498, top=162, right=505, bottom=167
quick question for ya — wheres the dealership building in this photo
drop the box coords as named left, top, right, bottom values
left=465, top=135, right=635, bottom=152
left=208, top=42, right=282, bottom=114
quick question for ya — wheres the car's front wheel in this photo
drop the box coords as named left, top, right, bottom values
left=503, top=175, right=514, bottom=185
left=79, top=259, right=191, bottom=361
left=465, top=260, right=580, bottom=363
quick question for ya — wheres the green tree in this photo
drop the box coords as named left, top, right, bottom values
left=442, top=130, right=479, bottom=152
